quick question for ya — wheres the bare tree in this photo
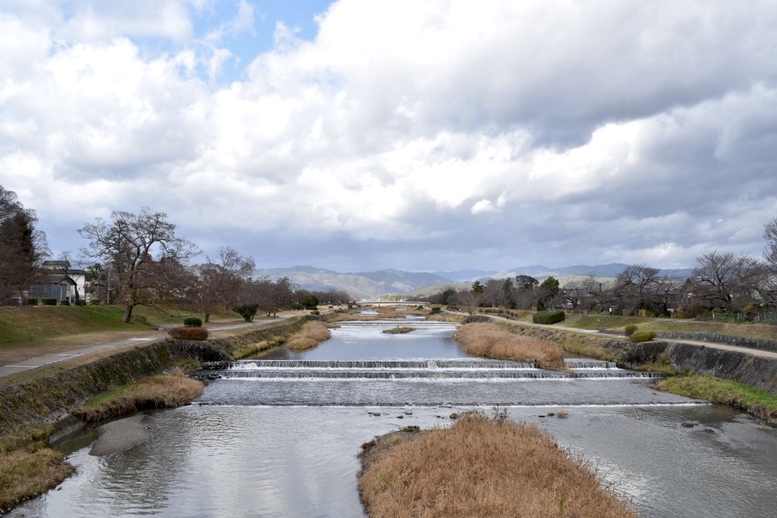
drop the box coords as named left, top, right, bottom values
left=507, top=275, right=539, bottom=309
left=692, top=251, right=761, bottom=311
left=762, top=217, right=777, bottom=308
left=482, top=278, right=508, bottom=308
left=79, top=208, right=198, bottom=323
left=612, top=264, right=662, bottom=315
left=191, top=247, right=255, bottom=322
left=456, top=289, right=484, bottom=315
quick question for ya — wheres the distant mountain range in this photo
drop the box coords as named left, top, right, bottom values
left=253, top=264, right=693, bottom=300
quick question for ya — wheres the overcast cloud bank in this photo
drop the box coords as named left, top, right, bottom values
left=1, top=1, right=776, bottom=272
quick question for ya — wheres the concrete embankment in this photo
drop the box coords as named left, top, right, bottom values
left=0, top=318, right=306, bottom=436
left=503, top=323, right=777, bottom=396
left=612, top=340, right=777, bottom=396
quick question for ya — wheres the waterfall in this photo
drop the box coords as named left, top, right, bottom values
left=198, top=358, right=662, bottom=381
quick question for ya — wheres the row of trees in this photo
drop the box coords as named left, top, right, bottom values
left=0, top=187, right=353, bottom=323
left=424, top=219, right=777, bottom=318
left=78, top=208, right=353, bottom=323
left=4, top=182, right=777, bottom=321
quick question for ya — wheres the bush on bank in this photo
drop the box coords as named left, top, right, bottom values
left=168, top=326, right=209, bottom=340
left=629, top=330, right=655, bottom=343
left=533, top=310, right=566, bottom=325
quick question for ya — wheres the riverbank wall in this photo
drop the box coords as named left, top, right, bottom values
left=0, top=318, right=306, bottom=436
left=612, top=340, right=777, bottom=396
left=503, top=322, right=777, bottom=396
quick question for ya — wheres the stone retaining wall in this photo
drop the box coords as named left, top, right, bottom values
left=0, top=318, right=307, bottom=435
left=607, top=340, right=777, bottom=396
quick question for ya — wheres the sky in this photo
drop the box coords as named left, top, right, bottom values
left=2, top=1, right=777, bottom=274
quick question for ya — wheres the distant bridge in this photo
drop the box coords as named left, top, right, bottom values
left=357, top=300, right=427, bottom=306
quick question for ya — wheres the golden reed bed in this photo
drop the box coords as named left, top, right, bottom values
left=358, top=413, right=636, bottom=518
left=454, top=322, right=566, bottom=370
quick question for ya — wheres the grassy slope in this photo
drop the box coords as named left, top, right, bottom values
left=0, top=306, right=131, bottom=347
left=0, top=304, right=245, bottom=349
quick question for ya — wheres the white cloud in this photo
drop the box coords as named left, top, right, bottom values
left=2, top=0, right=777, bottom=271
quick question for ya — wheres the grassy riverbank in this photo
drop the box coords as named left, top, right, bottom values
left=454, top=322, right=566, bottom=370
left=358, top=412, right=636, bottom=518
left=73, top=370, right=204, bottom=422
left=0, top=371, right=203, bottom=512
left=0, top=424, right=74, bottom=512
left=657, top=375, right=777, bottom=424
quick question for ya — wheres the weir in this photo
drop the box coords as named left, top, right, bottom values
left=199, top=358, right=660, bottom=380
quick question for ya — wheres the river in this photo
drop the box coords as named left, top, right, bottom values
left=10, top=319, right=777, bottom=517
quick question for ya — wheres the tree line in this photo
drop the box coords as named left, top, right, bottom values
left=4, top=183, right=777, bottom=321
left=421, top=229, right=777, bottom=320
left=0, top=186, right=352, bottom=322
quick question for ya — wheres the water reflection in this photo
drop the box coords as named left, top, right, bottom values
left=14, top=405, right=777, bottom=518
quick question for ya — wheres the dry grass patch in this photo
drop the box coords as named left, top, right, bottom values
left=0, top=445, right=74, bottom=512
left=455, top=323, right=566, bottom=370
left=73, top=370, right=204, bottom=423
left=284, top=321, right=332, bottom=351
left=358, top=413, right=636, bottom=518
left=0, top=426, right=74, bottom=512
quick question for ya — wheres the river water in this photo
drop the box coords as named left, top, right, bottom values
left=11, top=319, right=777, bottom=517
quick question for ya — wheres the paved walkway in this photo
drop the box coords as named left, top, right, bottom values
left=0, top=315, right=300, bottom=378
left=0, top=336, right=161, bottom=378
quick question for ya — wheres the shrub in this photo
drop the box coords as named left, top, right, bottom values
left=60, top=300, right=70, bottom=306
left=234, top=303, right=258, bottom=322
left=630, top=330, right=656, bottom=343
left=42, top=298, right=57, bottom=305
left=27, top=297, right=38, bottom=305
left=183, top=317, right=203, bottom=327
left=624, top=324, right=638, bottom=337
left=532, top=310, right=565, bottom=325
left=167, top=327, right=209, bottom=341
left=430, top=305, right=441, bottom=314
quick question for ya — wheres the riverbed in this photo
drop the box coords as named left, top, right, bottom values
left=11, top=319, right=777, bottom=517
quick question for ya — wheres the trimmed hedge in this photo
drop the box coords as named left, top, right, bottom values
left=630, top=330, right=656, bottom=343
left=183, top=317, right=203, bottom=327
left=168, top=327, right=209, bottom=341
left=624, top=324, right=638, bottom=337
left=532, top=310, right=566, bottom=325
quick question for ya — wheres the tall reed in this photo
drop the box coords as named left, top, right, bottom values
left=455, top=322, right=566, bottom=370
left=284, top=320, right=332, bottom=351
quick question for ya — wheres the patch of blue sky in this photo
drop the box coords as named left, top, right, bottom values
left=189, top=0, right=334, bottom=83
